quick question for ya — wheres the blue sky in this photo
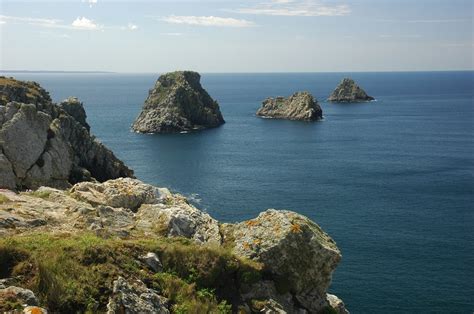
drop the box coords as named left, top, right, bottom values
left=0, top=0, right=472, bottom=72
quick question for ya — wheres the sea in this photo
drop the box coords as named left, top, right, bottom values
left=4, top=71, right=473, bottom=313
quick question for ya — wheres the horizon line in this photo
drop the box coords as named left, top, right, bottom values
left=1, top=69, right=473, bottom=74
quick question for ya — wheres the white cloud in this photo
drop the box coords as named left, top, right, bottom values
left=229, top=0, right=350, bottom=17
left=72, top=17, right=100, bottom=30
left=128, top=23, right=138, bottom=30
left=162, top=15, right=256, bottom=27
left=0, top=15, right=61, bottom=27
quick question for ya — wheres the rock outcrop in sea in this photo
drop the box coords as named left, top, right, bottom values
left=327, top=78, right=374, bottom=102
left=132, top=71, right=225, bottom=133
left=0, top=77, right=133, bottom=190
left=256, top=91, right=323, bottom=121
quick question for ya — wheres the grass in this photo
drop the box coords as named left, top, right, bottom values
left=0, top=194, right=11, bottom=204
left=0, top=232, right=262, bottom=313
left=26, top=190, right=51, bottom=199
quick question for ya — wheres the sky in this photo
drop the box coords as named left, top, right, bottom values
left=0, top=0, right=472, bottom=72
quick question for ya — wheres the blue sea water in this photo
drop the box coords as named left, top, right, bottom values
left=5, top=71, right=473, bottom=313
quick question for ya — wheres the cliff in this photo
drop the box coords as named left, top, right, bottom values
left=0, top=77, right=134, bottom=190
left=256, top=92, right=323, bottom=121
left=327, top=78, right=374, bottom=102
left=0, top=178, right=348, bottom=313
left=132, top=71, right=225, bottom=133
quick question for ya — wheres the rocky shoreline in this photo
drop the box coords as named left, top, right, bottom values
left=0, top=77, right=348, bottom=313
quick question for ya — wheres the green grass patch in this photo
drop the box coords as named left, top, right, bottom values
left=26, top=190, right=51, bottom=199
left=0, top=194, right=11, bottom=204
left=0, top=232, right=262, bottom=313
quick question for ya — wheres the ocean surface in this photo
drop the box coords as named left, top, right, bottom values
left=5, top=71, right=473, bottom=313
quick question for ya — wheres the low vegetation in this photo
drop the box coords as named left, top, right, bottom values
left=0, top=233, right=262, bottom=313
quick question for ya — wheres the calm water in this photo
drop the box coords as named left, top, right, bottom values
left=6, top=71, right=474, bottom=313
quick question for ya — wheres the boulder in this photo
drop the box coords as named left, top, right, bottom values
left=0, top=286, right=39, bottom=306
left=229, top=209, right=341, bottom=312
left=327, top=78, right=374, bottom=102
left=140, top=252, right=163, bottom=273
left=0, top=77, right=134, bottom=190
left=132, top=71, right=225, bottom=133
left=256, top=91, right=322, bottom=121
left=106, top=277, right=169, bottom=314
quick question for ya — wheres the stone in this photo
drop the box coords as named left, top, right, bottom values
left=230, top=209, right=341, bottom=313
left=58, top=97, right=90, bottom=131
left=140, top=252, right=163, bottom=273
left=135, top=200, right=222, bottom=245
left=106, top=277, right=169, bottom=314
left=0, top=152, right=16, bottom=189
left=132, top=71, right=225, bottom=133
left=327, top=294, right=350, bottom=314
left=327, top=78, right=374, bottom=102
left=256, top=91, right=323, bottom=121
left=0, top=286, right=39, bottom=306
left=70, top=178, right=166, bottom=211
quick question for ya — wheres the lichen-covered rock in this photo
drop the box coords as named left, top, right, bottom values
left=135, top=198, right=222, bottom=245
left=24, top=306, right=48, bottom=314
left=106, top=277, right=169, bottom=314
left=256, top=92, right=322, bottom=121
left=327, top=78, right=374, bottom=102
left=70, top=178, right=168, bottom=211
left=0, top=77, right=133, bottom=190
left=132, top=71, right=225, bottom=133
left=230, top=209, right=341, bottom=312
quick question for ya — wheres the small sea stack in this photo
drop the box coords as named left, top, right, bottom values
left=328, top=78, right=374, bottom=102
left=256, top=91, right=323, bottom=121
left=132, top=71, right=225, bottom=133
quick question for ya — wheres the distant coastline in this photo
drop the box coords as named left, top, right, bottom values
left=0, top=70, right=115, bottom=74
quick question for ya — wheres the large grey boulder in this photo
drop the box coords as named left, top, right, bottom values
left=256, top=91, right=322, bottom=121
left=0, top=77, right=133, bottom=190
left=132, top=71, right=225, bottom=133
left=228, top=209, right=341, bottom=312
left=328, top=78, right=374, bottom=102
left=106, top=277, right=169, bottom=314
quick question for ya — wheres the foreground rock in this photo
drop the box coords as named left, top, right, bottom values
left=328, top=78, right=374, bottom=102
left=132, top=71, right=225, bottom=133
left=0, top=178, right=346, bottom=313
left=0, top=77, right=133, bottom=190
left=256, top=91, right=323, bottom=121
left=106, top=277, right=169, bottom=314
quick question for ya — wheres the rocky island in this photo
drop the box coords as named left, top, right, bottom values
left=327, top=78, right=374, bottom=102
left=256, top=91, right=323, bottom=121
left=0, top=78, right=348, bottom=314
left=132, top=71, right=225, bottom=133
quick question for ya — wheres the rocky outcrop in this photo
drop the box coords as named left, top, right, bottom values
left=132, top=71, right=225, bottom=133
left=256, top=91, right=323, bottom=121
left=0, top=178, right=346, bottom=313
left=328, top=78, right=374, bottom=102
left=226, top=209, right=341, bottom=312
left=0, top=77, right=133, bottom=190
left=106, top=277, right=169, bottom=314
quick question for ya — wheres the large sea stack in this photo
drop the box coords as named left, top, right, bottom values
left=256, top=91, right=323, bottom=121
left=0, top=76, right=133, bottom=190
left=328, top=78, right=374, bottom=102
left=132, top=71, right=225, bottom=133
